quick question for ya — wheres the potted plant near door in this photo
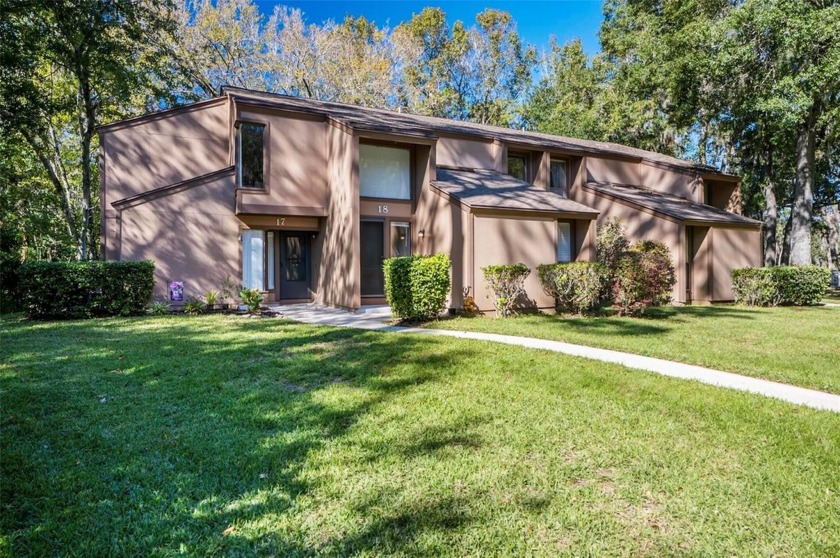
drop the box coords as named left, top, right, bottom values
left=219, top=275, right=239, bottom=311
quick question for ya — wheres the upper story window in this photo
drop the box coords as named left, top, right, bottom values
left=550, top=159, right=568, bottom=197
left=237, top=123, right=265, bottom=188
left=360, top=144, right=411, bottom=200
left=507, top=153, right=529, bottom=182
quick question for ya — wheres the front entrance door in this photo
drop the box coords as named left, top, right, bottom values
left=360, top=221, right=385, bottom=296
left=279, top=232, right=311, bottom=299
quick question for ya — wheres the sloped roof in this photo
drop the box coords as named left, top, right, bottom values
left=221, top=86, right=730, bottom=176
left=432, top=167, right=599, bottom=216
left=584, top=181, right=761, bottom=227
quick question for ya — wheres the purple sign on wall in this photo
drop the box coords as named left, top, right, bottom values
left=169, top=281, right=184, bottom=302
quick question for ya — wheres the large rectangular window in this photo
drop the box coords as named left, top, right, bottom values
left=390, top=222, right=411, bottom=257
left=507, top=153, right=529, bottom=181
left=237, top=123, right=265, bottom=188
left=557, top=222, right=572, bottom=263
left=550, top=159, right=567, bottom=197
left=360, top=144, right=411, bottom=199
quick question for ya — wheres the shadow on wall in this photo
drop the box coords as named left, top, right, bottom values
left=1, top=317, right=490, bottom=554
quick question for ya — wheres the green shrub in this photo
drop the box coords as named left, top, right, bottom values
left=732, top=266, right=829, bottom=306
left=18, top=260, right=154, bottom=319
left=204, top=290, right=219, bottom=307
left=239, top=287, right=264, bottom=314
left=147, top=301, right=171, bottom=315
left=612, top=241, right=676, bottom=316
left=383, top=253, right=451, bottom=320
left=772, top=266, right=829, bottom=305
left=482, top=263, right=531, bottom=318
left=184, top=297, right=204, bottom=315
left=537, top=262, right=604, bottom=314
left=731, top=268, right=780, bottom=306
left=596, top=218, right=629, bottom=301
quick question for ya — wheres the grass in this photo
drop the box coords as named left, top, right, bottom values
left=824, top=287, right=840, bottom=304
left=2, top=314, right=840, bottom=556
left=426, top=305, right=840, bottom=394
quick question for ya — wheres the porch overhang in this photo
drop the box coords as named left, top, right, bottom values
left=583, top=181, right=761, bottom=228
left=431, top=167, right=600, bottom=219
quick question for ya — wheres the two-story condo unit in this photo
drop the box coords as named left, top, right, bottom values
left=99, top=87, right=762, bottom=311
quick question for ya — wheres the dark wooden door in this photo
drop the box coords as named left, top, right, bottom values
left=360, top=221, right=385, bottom=296
left=279, top=232, right=310, bottom=299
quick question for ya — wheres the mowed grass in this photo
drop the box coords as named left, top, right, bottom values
left=427, top=305, right=840, bottom=394
left=2, top=315, right=839, bottom=556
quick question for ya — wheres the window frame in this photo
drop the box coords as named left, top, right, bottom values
left=549, top=158, right=569, bottom=196
left=507, top=151, right=530, bottom=182
left=359, top=142, right=415, bottom=202
left=235, top=120, right=267, bottom=189
left=389, top=221, right=411, bottom=258
left=556, top=220, right=575, bottom=263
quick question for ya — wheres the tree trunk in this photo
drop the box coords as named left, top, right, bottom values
left=826, top=205, right=839, bottom=270
left=763, top=179, right=778, bottom=267
left=781, top=215, right=792, bottom=265
left=788, top=106, right=817, bottom=265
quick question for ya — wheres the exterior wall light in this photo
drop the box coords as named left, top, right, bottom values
left=419, top=229, right=425, bottom=240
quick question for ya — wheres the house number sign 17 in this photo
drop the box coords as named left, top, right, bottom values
left=276, top=218, right=286, bottom=226
left=378, top=205, right=389, bottom=214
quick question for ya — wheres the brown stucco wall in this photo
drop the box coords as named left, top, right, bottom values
left=586, top=156, right=641, bottom=186
left=640, top=162, right=702, bottom=202
left=101, top=99, right=230, bottom=208
left=235, top=107, right=328, bottom=210
left=688, top=226, right=712, bottom=302
left=710, top=227, right=762, bottom=301
left=708, top=179, right=742, bottom=214
left=316, top=123, right=359, bottom=308
left=436, top=136, right=495, bottom=170
left=472, top=215, right=557, bottom=312
left=116, top=173, right=239, bottom=302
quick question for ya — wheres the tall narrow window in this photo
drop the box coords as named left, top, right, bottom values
left=557, top=222, right=572, bottom=263
left=507, top=153, right=528, bottom=181
left=550, top=159, right=567, bottom=197
left=390, top=222, right=411, bottom=257
left=242, top=230, right=265, bottom=291
left=237, top=123, right=265, bottom=188
left=360, top=144, right=411, bottom=199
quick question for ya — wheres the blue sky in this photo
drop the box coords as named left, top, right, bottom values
left=253, top=1, right=605, bottom=55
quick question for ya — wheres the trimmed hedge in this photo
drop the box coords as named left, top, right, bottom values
left=537, top=262, right=604, bottom=314
left=732, top=266, right=829, bottom=306
left=384, top=253, right=451, bottom=320
left=18, top=260, right=155, bottom=319
left=482, top=263, right=531, bottom=317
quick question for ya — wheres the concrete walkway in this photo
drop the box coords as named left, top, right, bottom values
left=272, top=303, right=840, bottom=413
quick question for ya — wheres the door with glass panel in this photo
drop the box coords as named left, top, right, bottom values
left=360, top=221, right=385, bottom=297
left=279, top=232, right=310, bottom=299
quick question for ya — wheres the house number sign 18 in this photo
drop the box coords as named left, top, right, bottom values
left=378, top=205, right=389, bottom=214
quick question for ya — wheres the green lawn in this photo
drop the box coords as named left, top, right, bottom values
left=2, top=315, right=839, bottom=556
left=426, top=305, right=840, bottom=394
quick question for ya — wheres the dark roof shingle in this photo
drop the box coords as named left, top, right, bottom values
left=584, top=182, right=761, bottom=226
left=432, top=167, right=599, bottom=216
left=221, top=86, right=729, bottom=176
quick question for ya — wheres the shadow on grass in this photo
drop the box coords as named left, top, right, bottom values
left=0, top=315, right=488, bottom=555
left=430, top=305, right=760, bottom=338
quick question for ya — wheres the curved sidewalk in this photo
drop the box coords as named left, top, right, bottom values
left=274, top=304, right=840, bottom=413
